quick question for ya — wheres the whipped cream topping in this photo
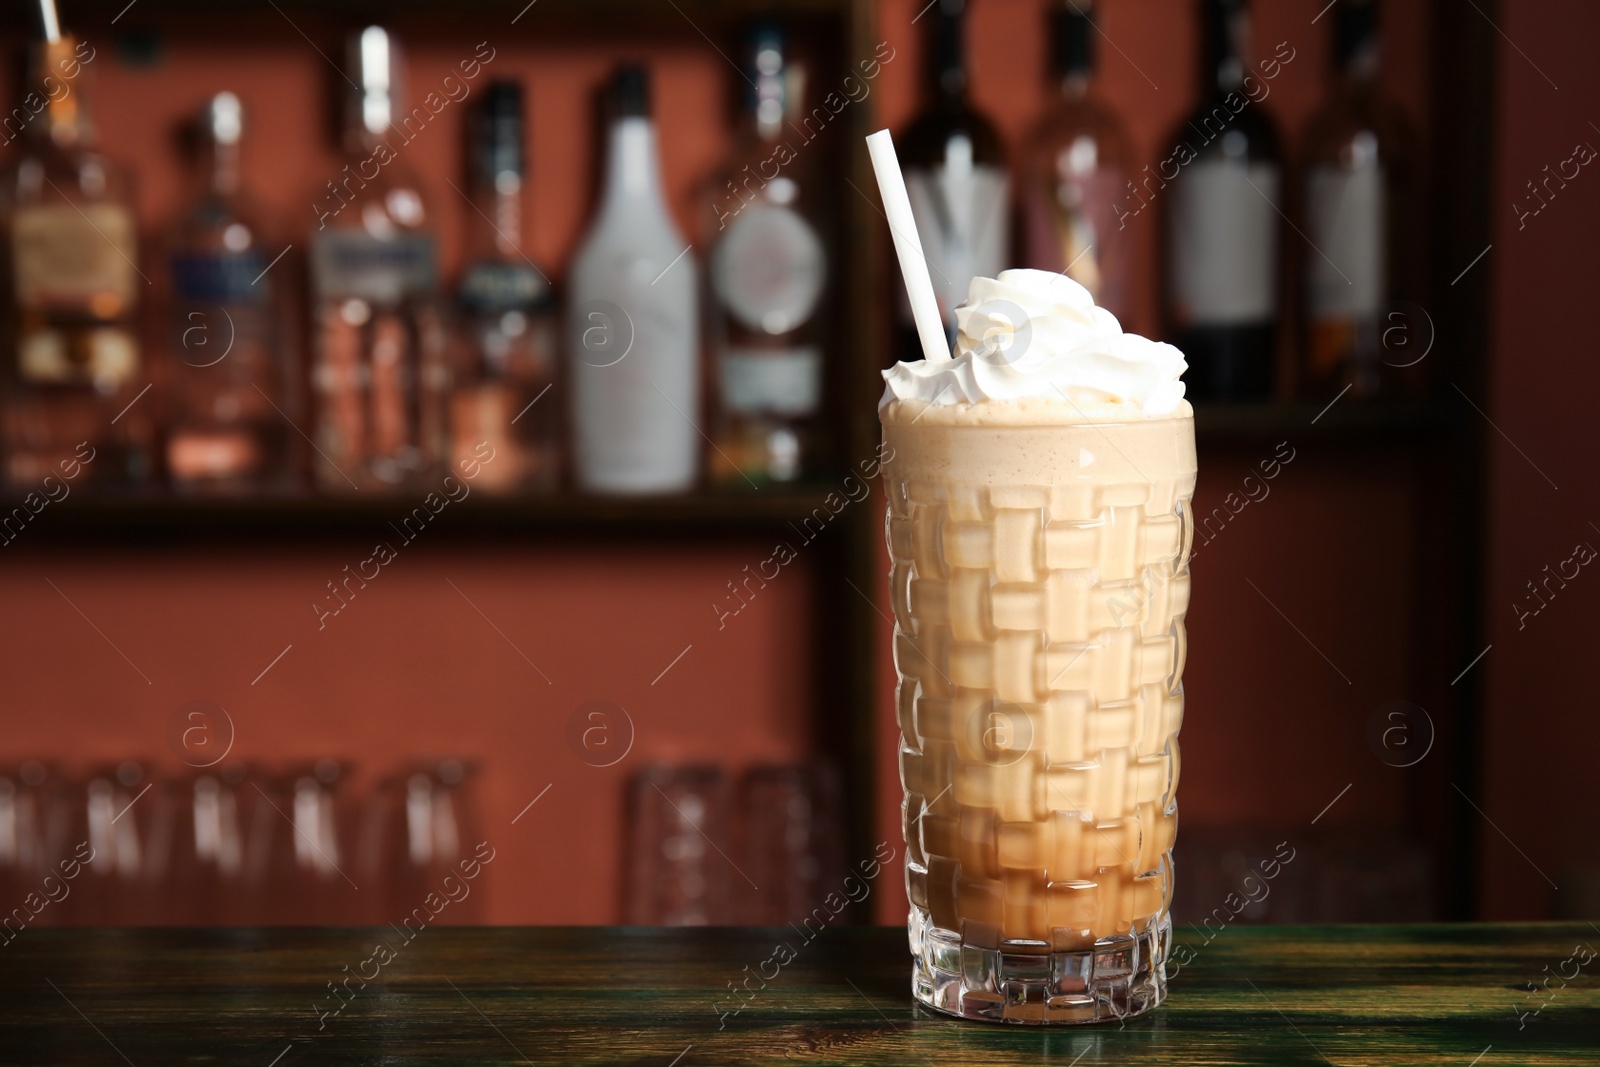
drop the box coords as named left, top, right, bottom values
left=881, top=269, right=1188, bottom=416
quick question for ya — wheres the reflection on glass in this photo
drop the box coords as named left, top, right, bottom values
left=737, top=762, right=844, bottom=924
left=362, top=757, right=484, bottom=923
left=624, top=765, right=729, bottom=925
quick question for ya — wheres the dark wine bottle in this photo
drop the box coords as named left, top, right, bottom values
left=1023, top=0, right=1136, bottom=326
left=1163, top=0, right=1283, bottom=401
left=895, top=0, right=1008, bottom=366
left=1301, top=0, right=1415, bottom=399
left=452, top=81, right=561, bottom=494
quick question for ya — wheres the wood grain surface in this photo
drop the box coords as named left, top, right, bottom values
left=1, top=924, right=1596, bottom=1065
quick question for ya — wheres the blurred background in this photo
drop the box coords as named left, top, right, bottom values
left=0, top=0, right=1594, bottom=933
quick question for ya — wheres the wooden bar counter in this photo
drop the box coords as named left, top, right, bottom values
left=1, top=925, right=1595, bottom=1064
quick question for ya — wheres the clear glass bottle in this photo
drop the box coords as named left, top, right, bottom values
left=308, top=26, right=446, bottom=493
left=1301, top=0, right=1415, bottom=399
left=897, top=0, right=1009, bottom=364
left=451, top=81, right=559, bottom=495
left=164, top=92, right=295, bottom=493
left=568, top=65, right=700, bottom=495
left=706, top=25, right=829, bottom=487
left=1163, top=0, right=1284, bottom=401
left=1022, top=0, right=1135, bottom=325
left=0, top=2, right=149, bottom=487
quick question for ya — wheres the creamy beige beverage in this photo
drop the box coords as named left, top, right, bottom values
left=881, top=270, right=1196, bottom=1025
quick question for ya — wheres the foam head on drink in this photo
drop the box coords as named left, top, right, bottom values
left=880, top=269, right=1195, bottom=1025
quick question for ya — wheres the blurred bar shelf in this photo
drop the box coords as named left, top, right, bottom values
left=0, top=0, right=852, bottom=31
left=4, top=485, right=848, bottom=542
left=1193, top=400, right=1461, bottom=444
left=0, top=0, right=1496, bottom=925
left=6, top=402, right=1464, bottom=543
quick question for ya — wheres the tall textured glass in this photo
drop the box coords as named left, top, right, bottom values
left=881, top=403, right=1195, bottom=1024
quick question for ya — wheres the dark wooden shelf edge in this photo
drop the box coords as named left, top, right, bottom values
left=0, top=0, right=852, bottom=33
left=1193, top=400, right=1461, bottom=443
left=5, top=487, right=846, bottom=542
left=5, top=403, right=1462, bottom=542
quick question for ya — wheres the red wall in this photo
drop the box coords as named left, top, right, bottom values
left=0, top=544, right=815, bottom=923
left=0, top=28, right=786, bottom=924
left=1480, top=0, right=1600, bottom=920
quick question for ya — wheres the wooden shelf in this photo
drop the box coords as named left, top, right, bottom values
left=1193, top=399, right=1461, bottom=444
left=6, top=484, right=847, bottom=543
left=4, top=402, right=1464, bottom=543
left=4, top=0, right=851, bottom=33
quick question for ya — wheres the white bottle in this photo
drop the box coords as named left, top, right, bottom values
left=569, top=65, right=700, bottom=494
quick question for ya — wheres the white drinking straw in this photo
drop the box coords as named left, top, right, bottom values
left=866, top=129, right=950, bottom=364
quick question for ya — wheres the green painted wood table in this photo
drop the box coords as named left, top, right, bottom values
left=1, top=925, right=1596, bottom=1065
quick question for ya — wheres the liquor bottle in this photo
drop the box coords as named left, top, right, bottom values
left=568, top=65, right=699, bottom=495
left=308, top=26, right=446, bottom=492
left=1301, top=0, right=1414, bottom=399
left=451, top=81, right=560, bottom=494
left=164, top=92, right=295, bottom=492
left=897, top=0, right=1008, bottom=363
left=0, top=0, right=149, bottom=486
left=1163, top=0, right=1283, bottom=401
left=1022, top=0, right=1136, bottom=325
left=706, top=25, right=828, bottom=486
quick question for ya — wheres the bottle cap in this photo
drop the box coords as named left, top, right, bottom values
left=350, top=25, right=402, bottom=135
left=30, top=0, right=88, bottom=141
left=611, top=63, right=651, bottom=119
left=928, top=0, right=968, bottom=97
left=205, top=91, right=243, bottom=146
left=1050, top=1, right=1095, bottom=78
left=745, top=22, right=787, bottom=134
left=747, top=22, right=786, bottom=78
left=1202, top=0, right=1250, bottom=90
left=1334, top=0, right=1380, bottom=68
left=36, top=0, right=61, bottom=42
left=472, top=80, right=524, bottom=183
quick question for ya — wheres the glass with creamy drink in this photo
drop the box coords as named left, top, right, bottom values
left=881, top=269, right=1195, bottom=1025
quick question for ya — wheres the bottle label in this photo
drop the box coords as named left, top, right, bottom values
left=1169, top=161, right=1279, bottom=325
left=18, top=326, right=137, bottom=385
left=11, top=203, right=138, bottom=308
left=570, top=247, right=700, bottom=491
left=171, top=250, right=269, bottom=305
left=719, top=345, right=821, bottom=417
left=1306, top=164, right=1386, bottom=319
left=458, top=260, right=551, bottom=314
left=902, top=162, right=1010, bottom=326
left=168, top=430, right=261, bottom=482
left=310, top=231, right=437, bottom=303
left=712, top=204, right=826, bottom=335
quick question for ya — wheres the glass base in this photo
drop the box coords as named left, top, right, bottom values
left=908, top=905, right=1169, bottom=1025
